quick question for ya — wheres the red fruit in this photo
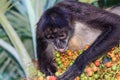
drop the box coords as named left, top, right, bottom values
left=74, top=76, right=80, bottom=80
left=115, top=54, right=119, bottom=59
left=87, top=71, right=93, bottom=77
left=108, top=52, right=114, bottom=58
left=105, top=62, right=113, bottom=68
left=47, top=76, right=57, bottom=80
left=92, top=66, right=98, bottom=72
left=84, top=45, right=90, bottom=50
left=115, top=75, right=120, bottom=80
left=94, top=60, right=101, bottom=67
left=38, top=76, right=44, bottom=80
left=85, top=67, right=92, bottom=73
left=118, top=53, right=120, bottom=58
left=112, top=57, right=117, bottom=62
left=67, top=51, right=72, bottom=56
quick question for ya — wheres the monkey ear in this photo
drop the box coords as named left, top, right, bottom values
left=63, top=0, right=78, bottom=2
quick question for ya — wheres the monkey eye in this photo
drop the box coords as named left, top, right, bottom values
left=59, top=32, right=66, bottom=39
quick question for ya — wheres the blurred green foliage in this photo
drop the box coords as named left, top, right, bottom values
left=0, top=0, right=33, bottom=56
left=79, top=0, right=96, bottom=4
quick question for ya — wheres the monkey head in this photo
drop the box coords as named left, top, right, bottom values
left=37, top=7, right=73, bottom=52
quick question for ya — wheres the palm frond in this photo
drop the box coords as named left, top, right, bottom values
left=0, top=0, right=12, bottom=14
left=0, top=0, right=38, bottom=78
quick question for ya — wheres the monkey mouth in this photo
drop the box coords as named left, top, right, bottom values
left=58, top=48, right=67, bottom=52
left=54, top=46, right=68, bottom=52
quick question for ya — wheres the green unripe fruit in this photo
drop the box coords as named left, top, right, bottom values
left=57, top=61, right=62, bottom=65
left=94, top=74, right=99, bottom=79
left=55, top=72, right=59, bottom=76
left=80, top=73, right=85, bottom=78
left=59, top=64, right=64, bottom=68
left=111, top=65, right=117, bottom=71
left=38, top=72, right=43, bottom=77
left=69, top=62, right=73, bottom=66
left=56, top=58, right=61, bottom=62
left=79, top=50, right=83, bottom=55
left=55, top=52, right=60, bottom=58
left=83, top=76, right=87, bottom=80
left=88, top=77, right=92, bottom=80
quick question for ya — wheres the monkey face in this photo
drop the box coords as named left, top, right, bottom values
left=44, top=27, right=70, bottom=52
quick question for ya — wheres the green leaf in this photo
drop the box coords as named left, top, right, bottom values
left=79, top=0, right=96, bottom=4
left=0, top=0, right=12, bottom=14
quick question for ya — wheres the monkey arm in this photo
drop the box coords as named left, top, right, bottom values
left=58, top=13, right=120, bottom=80
left=37, top=36, right=57, bottom=76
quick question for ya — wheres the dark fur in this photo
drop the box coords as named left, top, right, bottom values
left=37, top=1, right=120, bottom=80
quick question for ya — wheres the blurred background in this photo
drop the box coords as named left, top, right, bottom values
left=0, top=0, right=120, bottom=80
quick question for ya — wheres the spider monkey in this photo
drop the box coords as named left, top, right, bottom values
left=36, top=0, right=120, bottom=79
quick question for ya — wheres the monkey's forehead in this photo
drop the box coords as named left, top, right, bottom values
left=38, top=8, right=70, bottom=29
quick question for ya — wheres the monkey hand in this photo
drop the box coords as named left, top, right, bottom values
left=40, top=62, right=57, bottom=76
left=58, top=64, right=85, bottom=80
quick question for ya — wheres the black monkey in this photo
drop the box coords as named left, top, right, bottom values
left=36, top=0, right=120, bottom=80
